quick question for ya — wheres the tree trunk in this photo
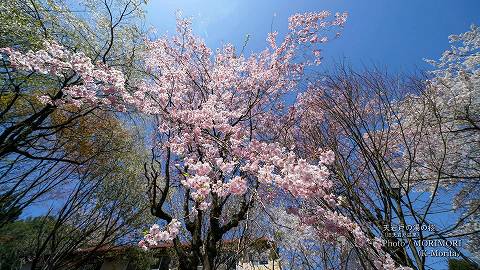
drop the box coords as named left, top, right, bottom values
left=202, top=238, right=218, bottom=270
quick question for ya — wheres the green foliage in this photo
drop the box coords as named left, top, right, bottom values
left=0, top=217, right=55, bottom=270
left=0, top=0, right=153, bottom=267
left=0, top=1, right=45, bottom=49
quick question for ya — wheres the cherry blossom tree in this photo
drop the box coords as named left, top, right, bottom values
left=134, top=12, right=352, bottom=270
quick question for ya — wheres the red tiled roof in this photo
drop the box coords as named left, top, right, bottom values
left=77, top=237, right=272, bottom=254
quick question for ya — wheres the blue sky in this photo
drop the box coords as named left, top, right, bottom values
left=145, top=0, right=480, bottom=73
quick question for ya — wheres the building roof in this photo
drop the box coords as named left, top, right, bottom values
left=76, top=236, right=273, bottom=255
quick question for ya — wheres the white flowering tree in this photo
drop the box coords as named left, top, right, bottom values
left=395, top=25, right=480, bottom=262
left=290, top=25, right=480, bottom=270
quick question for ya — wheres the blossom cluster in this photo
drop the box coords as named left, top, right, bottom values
left=131, top=12, right=348, bottom=211
left=273, top=207, right=411, bottom=270
left=138, top=219, right=181, bottom=250
left=299, top=206, right=413, bottom=269
left=287, top=11, right=348, bottom=64
left=0, top=41, right=131, bottom=110
left=387, top=25, right=480, bottom=193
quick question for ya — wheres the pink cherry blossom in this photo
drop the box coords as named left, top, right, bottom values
left=1, top=41, right=130, bottom=110
left=140, top=219, right=182, bottom=248
left=228, top=176, right=247, bottom=195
